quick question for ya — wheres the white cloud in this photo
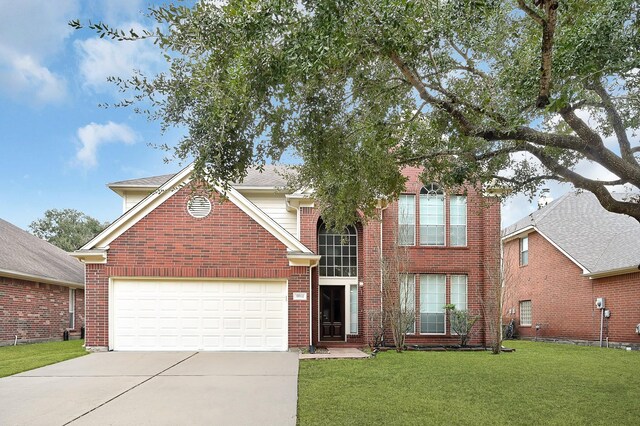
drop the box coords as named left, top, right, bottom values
left=97, top=0, right=146, bottom=24
left=75, top=121, right=138, bottom=169
left=0, top=51, right=67, bottom=104
left=0, top=0, right=78, bottom=59
left=74, top=16, right=166, bottom=95
left=0, top=0, right=78, bottom=104
left=74, top=27, right=164, bottom=94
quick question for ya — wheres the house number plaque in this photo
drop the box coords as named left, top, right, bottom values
left=292, top=292, right=307, bottom=301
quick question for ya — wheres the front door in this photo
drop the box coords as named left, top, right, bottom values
left=320, top=286, right=344, bottom=340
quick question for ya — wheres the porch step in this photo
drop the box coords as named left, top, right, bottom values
left=300, top=347, right=370, bottom=360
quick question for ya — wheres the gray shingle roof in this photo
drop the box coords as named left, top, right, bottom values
left=108, top=174, right=176, bottom=188
left=108, top=165, right=292, bottom=189
left=0, top=219, right=84, bottom=286
left=502, top=191, right=640, bottom=275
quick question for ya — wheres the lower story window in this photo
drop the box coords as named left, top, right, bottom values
left=69, top=288, right=76, bottom=329
left=400, top=274, right=416, bottom=334
left=420, top=274, right=446, bottom=334
left=520, top=300, right=532, bottom=326
left=450, top=275, right=468, bottom=334
left=350, top=284, right=358, bottom=334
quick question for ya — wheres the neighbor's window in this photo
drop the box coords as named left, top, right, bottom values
left=420, top=184, right=445, bottom=246
left=420, top=274, right=446, bottom=334
left=520, top=236, right=529, bottom=266
left=398, top=195, right=416, bottom=246
left=449, top=196, right=467, bottom=246
left=69, top=288, right=76, bottom=329
left=400, top=274, right=416, bottom=334
left=350, top=284, right=358, bottom=334
left=318, top=223, right=358, bottom=277
left=520, top=300, right=532, bottom=326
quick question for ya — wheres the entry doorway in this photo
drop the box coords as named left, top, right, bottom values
left=320, top=286, right=344, bottom=340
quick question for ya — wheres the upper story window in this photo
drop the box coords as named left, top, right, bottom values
left=318, top=223, right=358, bottom=277
left=520, top=236, right=529, bottom=266
left=398, top=184, right=468, bottom=247
left=398, top=195, right=416, bottom=246
left=420, top=183, right=445, bottom=246
left=449, top=196, right=467, bottom=246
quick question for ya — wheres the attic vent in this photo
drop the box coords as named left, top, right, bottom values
left=187, top=196, right=212, bottom=218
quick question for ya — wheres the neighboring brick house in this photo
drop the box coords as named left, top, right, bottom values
left=502, top=191, right=640, bottom=347
left=72, top=164, right=500, bottom=351
left=0, top=219, right=85, bottom=345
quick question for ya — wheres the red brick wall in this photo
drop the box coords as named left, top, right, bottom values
left=288, top=266, right=311, bottom=347
left=298, top=167, right=501, bottom=348
left=382, top=167, right=501, bottom=347
left=85, top=186, right=310, bottom=349
left=503, top=231, right=640, bottom=345
left=0, top=276, right=84, bottom=344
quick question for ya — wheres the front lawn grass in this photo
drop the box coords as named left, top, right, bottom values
left=0, top=340, right=87, bottom=378
left=298, top=341, right=640, bottom=425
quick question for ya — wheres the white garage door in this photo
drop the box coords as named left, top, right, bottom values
left=112, top=280, right=287, bottom=351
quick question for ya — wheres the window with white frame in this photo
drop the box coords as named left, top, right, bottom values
left=420, top=274, right=446, bottom=333
left=318, top=223, right=357, bottom=277
left=400, top=274, right=416, bottom=334
left=520, top=300, right=532, bottom=326
left=398, top=195, right=416, bottom=246
left=350, top=284, right=358, bottom=334
left=450, top=275, right=468, bottom=334
left=520, top=236, right=529, bottom=266
left=420, top=184, right=445, bottom=246
left=69, top=288, right=76, bottom=329
left=449, top=196, right=467, bottom=246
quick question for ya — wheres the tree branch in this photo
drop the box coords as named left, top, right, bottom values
left=491, top=174, right=562, bottom=186
left=588, top=79, right=635, bottom=163
left=516, top=1, right=545, bottom=26
left=527, top=144, right=640, bottom=221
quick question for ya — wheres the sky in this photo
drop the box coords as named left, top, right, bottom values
left=0, top=0, right=569, bottom=233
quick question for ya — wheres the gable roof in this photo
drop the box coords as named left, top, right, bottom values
left=74, top=164, right=315, bottom=264
left=0, top=218, right=84, bottom=287
left=107, top=165, right=291, bottom=192
left=502, top=191, right=640, bottom=277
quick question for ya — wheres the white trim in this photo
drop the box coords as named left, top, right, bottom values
left=108, top=277, right=115, bottom=350
left=501, top=225, right=536, bottom=242
left=69, top=288, right=76, bottom=329
left=0, top=268, right=83, bottom=288
left=70, top=249, right=107, bottom=264
left=584, top=265, right=640, bottom=279
left=79, top=163, right=313, bottom=255
left=318, top=279, right=357, bottom=343
left=287, top=253, right=321, bottom=267
left=536, top=231, right=588, bottom=274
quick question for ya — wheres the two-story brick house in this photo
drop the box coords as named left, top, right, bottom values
left=72, top=165, right=500, bottom=351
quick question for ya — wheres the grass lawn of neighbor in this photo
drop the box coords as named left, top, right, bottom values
left=298, top=340, right=640, bottom=425
left=0, top=340, right=87, bottom=378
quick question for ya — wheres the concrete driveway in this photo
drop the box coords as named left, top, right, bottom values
left=0, top=351, right=299, bottom=426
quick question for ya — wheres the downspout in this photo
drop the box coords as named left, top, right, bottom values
left=309, top=262, right=317, bottom=353
left=379, top=202, right=389, bottom=342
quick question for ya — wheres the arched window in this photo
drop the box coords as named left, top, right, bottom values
left=318, top=223, right=358, bottom=277
left=420, top=183, right=445, bottom=246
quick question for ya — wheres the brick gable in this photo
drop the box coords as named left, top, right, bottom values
left=84, top=185, right=309, bottom=349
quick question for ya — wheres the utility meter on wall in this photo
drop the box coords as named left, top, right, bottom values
left=595, top=297, right=605, bottom=309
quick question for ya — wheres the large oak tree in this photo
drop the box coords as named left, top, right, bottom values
left=73, top=0, right=640, bottom=227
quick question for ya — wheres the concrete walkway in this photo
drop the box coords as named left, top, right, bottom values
left=0, top=351, right=298, bottom=426
left=299, top=347, right=370, bottom=360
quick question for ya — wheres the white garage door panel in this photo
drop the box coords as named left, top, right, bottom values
left=112, top=280, right=287, bottom=351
